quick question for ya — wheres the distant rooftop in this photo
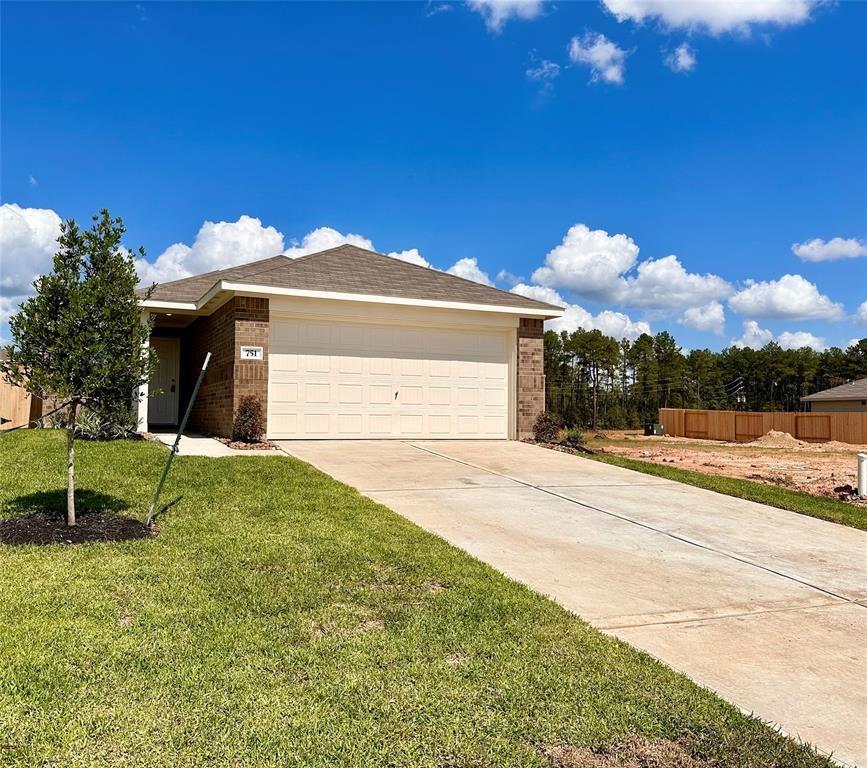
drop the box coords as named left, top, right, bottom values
left=801, top=378, right=867, bottom=402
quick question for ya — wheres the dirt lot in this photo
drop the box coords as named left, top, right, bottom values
left=593, top=429, right=866, bottom=501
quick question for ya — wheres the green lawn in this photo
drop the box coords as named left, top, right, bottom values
left=587, top=451, right=867, bottom=531
left=0, top=431, right=833, bottom=767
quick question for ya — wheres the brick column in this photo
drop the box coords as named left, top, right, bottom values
left=232, top=296, right=269, bottom=418
left=516, top=317, right=545, bottom=440
left=187, top=297, right=269, bottom=437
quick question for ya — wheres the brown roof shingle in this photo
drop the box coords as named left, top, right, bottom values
left=140, top=245, right=562, bottom=312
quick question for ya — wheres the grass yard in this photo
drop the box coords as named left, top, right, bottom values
left=588, top=451, right=867, bottom=530
left=0, top=431, right=834, bottom=767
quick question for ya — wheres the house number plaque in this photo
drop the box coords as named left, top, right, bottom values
left=240, top=346, right=264, bottom=361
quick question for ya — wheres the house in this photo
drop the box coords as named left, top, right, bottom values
left=801, top=377, right=867, bottom=413
left=138, top=245, right=563, bottom=440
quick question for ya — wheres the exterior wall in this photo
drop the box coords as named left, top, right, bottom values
left=810, top=400, right=867, bottom=413
left=516, top=317, right=545, bottom=440
left=185, top=297, right=270, bottom=437
left=232, top=297, right=270, bottom=417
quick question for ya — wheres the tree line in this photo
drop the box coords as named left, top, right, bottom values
left=544, top=329, right=867, bottom=430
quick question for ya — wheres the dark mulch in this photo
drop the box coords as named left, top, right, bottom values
left=0, top=511, right=155, bottom=546
left=214, top=437, right=277, bottom=451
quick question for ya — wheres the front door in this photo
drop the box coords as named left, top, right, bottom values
left=149, top=337, right=180, bottom=425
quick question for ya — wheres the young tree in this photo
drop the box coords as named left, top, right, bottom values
left=1, top=211, right=154, bottom=526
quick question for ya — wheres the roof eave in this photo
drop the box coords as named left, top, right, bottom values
left=140, top=281, right=564, bottom=319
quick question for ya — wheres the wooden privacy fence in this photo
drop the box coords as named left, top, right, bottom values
left=0, top=378, right=42, bottom=431
left=659, top=408, right=867, bottom=445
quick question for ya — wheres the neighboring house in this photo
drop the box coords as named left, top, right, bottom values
left=138, top=244, right=563, bottom=440
left=801, top=378, right=867, bottom=413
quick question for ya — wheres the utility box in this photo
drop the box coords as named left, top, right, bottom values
left=644, top=422, right=664, bottom=436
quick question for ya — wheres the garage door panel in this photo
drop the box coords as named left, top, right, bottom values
left=305, top=383, right=331, bottom=403
left=369, top=414, right=393, bottom=434
left=339, top=356, right=363, bottom=374
left=370, top=357, right=393, bottom=376
left=305, top=354, right=331, bottom=373
left=400, top=386, right=424, bottom=405
left=268, top=317, right=509, bottom=439
left=399, top=414, right=424, bottom=434
left=338, top=384, right=362, bottom=404
left=271, top=382, right=298, bottom=403
left=369, top=384, right=393, bottom=404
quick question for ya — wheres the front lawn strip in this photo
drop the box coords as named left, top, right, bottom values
left=0, top=430, right=834, bottom=767
left=587, top=451, right=866, bottom=530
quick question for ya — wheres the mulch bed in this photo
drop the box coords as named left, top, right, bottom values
left=0, top=511, right=155, bottom=546
left=213, top=437, right=277, bottom=451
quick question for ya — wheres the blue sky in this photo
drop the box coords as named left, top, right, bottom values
left=2, top=0, right=865, bottom=349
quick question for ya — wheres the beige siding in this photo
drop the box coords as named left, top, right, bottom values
left=810, top=400, right=867, bottom=413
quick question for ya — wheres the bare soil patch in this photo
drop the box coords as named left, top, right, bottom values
left=538, top=736, right=707, bottom=767
left=596, top=430, right=866, bottom=501
left=0, top=511, right=154, bottom=546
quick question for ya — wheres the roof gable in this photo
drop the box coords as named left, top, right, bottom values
left=141, top=244, right=562, bottom=313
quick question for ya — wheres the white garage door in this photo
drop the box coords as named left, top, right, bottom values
left=268, top=316, right=510, bottom=439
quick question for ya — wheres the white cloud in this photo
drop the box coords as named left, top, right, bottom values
left=467, top=0, right=544, bottom=32
left=136, top=219, right=431, bottom=283
left=387, top=248, right=431, bottom=268
left=530, top=226, right=730, bottom=310
left=568, top=32, right=630, bottom=85
left=777, top=330, right=827, bottom=351
left=847, top=338, right=864, bottom=349
left=791, top=237, right=867, bottom=262
left=495, top=269, right=522, bottom=287
left=602, top=0, right=819, bottom=35
left=730, top=319, right=827, bottom=351
left=680, top=301, right=725, bottom=335
left=730, top=320, right=774, bottom=349
left=855, top=301, right=867, bottom=326
left=623, top=254, right=732, bottom=308
left=531, top=223, right=639, bottom=301
left=425, top=2, right=453, bottom=17
left=137, top=215, right=285, bottom=284
left=0, top=295, right=24, bottom=327
left=511, top=283, right=650, bottom=340
left=664, top=42, right=696, bottom=72
left=446, top=257, right=493, bottom=285
left=728, top=274, right=844, bottom=320
left=285, top=228, right=432, bottom=267
left=282, top=226, right=370, bottom=259
left=0, top=203, right=63, bottom=297
left=526, top=59, right=561, bottom=81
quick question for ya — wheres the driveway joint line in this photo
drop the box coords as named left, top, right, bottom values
left=600, top=596, right=849, bottom=630
left=406, top=442, right=863, bottom=608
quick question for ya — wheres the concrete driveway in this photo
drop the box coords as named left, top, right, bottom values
left=278, top=439, right=867, bottom=766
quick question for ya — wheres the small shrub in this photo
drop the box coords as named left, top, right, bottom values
left=533, top=411, right=566, bottom=443
left=556, top=425, right=584, bottom=449
left=43, top=404, right=138, bottom=440
left=233, top=396, right=265, bottom=443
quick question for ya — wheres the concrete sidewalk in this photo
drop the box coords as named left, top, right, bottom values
left=278, top=439, right=867, bottom=766
left=151, top=432, right=277, bottom=456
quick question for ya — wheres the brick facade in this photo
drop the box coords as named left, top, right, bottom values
left=516, top=317, right=545, bottom=440
left=185, top=297, right=269, bottom=437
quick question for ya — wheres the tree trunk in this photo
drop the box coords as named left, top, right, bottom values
left=66, top=401, right=77, bottom=527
